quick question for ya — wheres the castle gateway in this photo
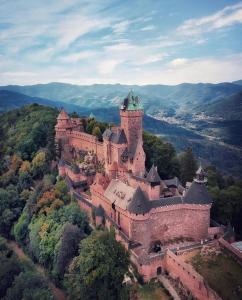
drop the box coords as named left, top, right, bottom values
left=55, top=92, right=218, bottom=281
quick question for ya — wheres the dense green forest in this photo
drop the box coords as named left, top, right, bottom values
left=0, top=104, right=129, bottom=299
left=0, top=104, right=242, bottom=299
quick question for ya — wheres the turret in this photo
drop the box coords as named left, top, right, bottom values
left=146, top=164, right=161, bottom=200
left=55, top=108, right=72, bottom=140
left=194, top=164, right=207, bottom=184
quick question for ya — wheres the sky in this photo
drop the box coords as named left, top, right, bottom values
left=0, top=0, right=242, bottom=85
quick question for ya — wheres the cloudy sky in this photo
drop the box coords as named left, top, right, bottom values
left=0, top=0, right=242, bottom=85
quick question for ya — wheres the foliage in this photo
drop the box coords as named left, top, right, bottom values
left=54, top=223, right=85, bottom=280
left=14, top=210, right=30, bottom=246
left=0, top=185, right=23, bottom=237
left=179, top=147, right=197, bottom=185
left=143, top=131, right=180, bottom=178
left=65, top=230, right=129, bottom=300
left=85, top=117, right=108, bottom=141
left=92, top=126, right=102, bottom=141
left=0, top=237, right=21, bottom=298
left=5, top=271, right=53, bottom=300
left=206, top=166, right=242, bottom=238
left=31, top=151, right=49, bottom=179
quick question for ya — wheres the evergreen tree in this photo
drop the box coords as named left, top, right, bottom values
left=179, top=148, right=197, bottom=185
left=92, top=126, right=102, bottom=141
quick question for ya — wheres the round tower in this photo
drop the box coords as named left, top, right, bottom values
left=55, top=108, right=71, bottom=140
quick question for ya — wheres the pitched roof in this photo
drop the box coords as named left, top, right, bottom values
left=102, top=128, right=127, bottom=144
left=164, top=177, right=182, bottom=187
left=151, top=196, right=182, bottom=208
left=121, top=91, right=143, bottom=111
left=57, top=109, right=69, bottom=120
left=102, top=128, right=112, bottom=140
left=127, top=186, right=150, bottom=214
left=110, top=129, right=127, bottom=144
left=104, top=179, right=135, bottom=210
left=183, top=181, right=213, bottom=205
left=146, top=164, right=161, bottom=184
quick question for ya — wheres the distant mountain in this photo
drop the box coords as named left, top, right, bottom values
left=233, top=80, right=242, bottom=86
left=0, top=90, right=88, bottom=114
left=1, top=82, right=242, bottom=116
left=199, top=91, right=242, bottom=120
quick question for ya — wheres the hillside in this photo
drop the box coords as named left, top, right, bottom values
left=199, top=91, right=242, bottom=120
left=0, top=89, right=88, bottom=114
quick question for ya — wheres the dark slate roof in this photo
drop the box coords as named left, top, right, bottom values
left=102, top=128, right=127, bottom=144
left=151, top=196, right=182, bottom=208
left=146, top=164, right=161, bottom=184
left=164, top=177, right=182, bottom=187
left=96, top=205, right=105, bottom=217
left=183, top=181, right=213, bottom=204
left=102, top=128, right=112, bottom=140
left=127, top=187, right=150, bottom=214
left=110, top=129, right=127, bottom=144
left=128, top=142, right=137, bottom=159
left=121, top=147, right=128, bottom=157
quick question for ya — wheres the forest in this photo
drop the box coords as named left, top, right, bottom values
left=0, top=104, right=242, bottom=299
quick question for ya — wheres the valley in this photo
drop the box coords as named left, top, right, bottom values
left=0, top=81, right=242, bottom=178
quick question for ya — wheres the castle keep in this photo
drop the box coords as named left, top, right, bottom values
left=55, top=92, right=218, bottom=282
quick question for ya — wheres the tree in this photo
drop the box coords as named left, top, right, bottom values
left=31, top=151, right=49, bottom=179
left=5, top=271, right=53, bottom=300
left=54, top=179, right=69, bottom=203
left=65, top=230, right=129, bottom=300
left=143, top=131, right=180, bottom=178
left=92, top=126, right=102, bottom=141
left=14, top=210, right=30, bottom=246
left=54, top=223, right=85, bottom=279
left=0, top=185, right=22, bottom=237
left=0, top=237, right=21, bottom=298
left=179, top=148, right=197, bottom=185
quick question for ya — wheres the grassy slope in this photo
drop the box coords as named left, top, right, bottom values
left=191, top=252, right=242, bottom=300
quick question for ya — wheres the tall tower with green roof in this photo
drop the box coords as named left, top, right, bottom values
left=120, top=91, right=145, bottom=176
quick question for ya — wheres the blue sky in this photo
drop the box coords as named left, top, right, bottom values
left=0, top=0, right=242, bottom=85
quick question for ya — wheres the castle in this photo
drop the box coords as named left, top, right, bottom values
left=55, top=92, right=220, bottom=282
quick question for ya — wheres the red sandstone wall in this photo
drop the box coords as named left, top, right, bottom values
left=129, top=205, right=210, bottom=254
left=164, top=250, right=221, bottom=300
left=67, top=131, right=105, bottom=161
left=120, top=110, right=143, bottom=148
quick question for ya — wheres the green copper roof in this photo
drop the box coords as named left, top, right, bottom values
left=122, top=91, right=143, bottom=111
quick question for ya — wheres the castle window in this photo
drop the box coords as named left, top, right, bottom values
left=118, top=212, right=120, bottom=225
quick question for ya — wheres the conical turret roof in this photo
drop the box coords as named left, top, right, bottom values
left=146, top=164, right=161, bottom=184
left=127, top=186, right=150, bottom=214
left=57, top=108, right=69, bottom=120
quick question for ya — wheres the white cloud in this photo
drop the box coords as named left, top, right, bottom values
left=177, top=2, right=242, bottom=36
left=60, top=51, right=96, bottom=63
left=97, top=59, right=122, bottom=74
left=170, top=58, right=188, bottom=66
left=112, top=20, right=131, bottom=34
left=140, top=25, right=155, bottom=31
left=136, top=53, right=167, bottom=65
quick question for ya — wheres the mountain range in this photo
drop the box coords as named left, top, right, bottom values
left=0, top=81, right=242, bottom=177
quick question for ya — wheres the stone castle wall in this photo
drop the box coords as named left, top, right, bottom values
left=129, top=204, right=211, bottom=251
left=67, top=130, right=105, bottom=161
left=164, top=250, right=221, bottom=300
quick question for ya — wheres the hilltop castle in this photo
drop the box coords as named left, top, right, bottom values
left=55, top=92, right=221, bottom=282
